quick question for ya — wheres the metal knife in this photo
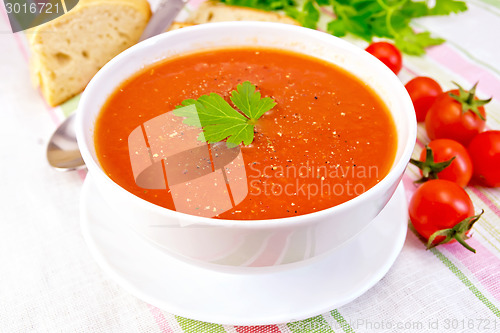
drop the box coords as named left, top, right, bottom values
left=139, top=0, right=189, bottom=42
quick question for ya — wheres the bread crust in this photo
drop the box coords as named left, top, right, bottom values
left=185, top=1, right=300, bottom=26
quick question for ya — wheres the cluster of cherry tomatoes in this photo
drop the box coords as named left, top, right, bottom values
left=366, top=42, right=500, bottom=253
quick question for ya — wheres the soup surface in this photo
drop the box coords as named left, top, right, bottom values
left=95, top=47, right=397, bottom=220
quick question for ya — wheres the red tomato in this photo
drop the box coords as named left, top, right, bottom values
left=405, top=77, right=442, bottom=122
left=425, top=83, right=489, bottom=145
left=365, top=42, right=402, bottom=75
left=411, top=139, right=472, bottom=187
left=467, top=130, right=500, bottom=187
left=409, top=180, right=481, bottom=252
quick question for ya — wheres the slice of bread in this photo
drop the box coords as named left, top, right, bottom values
left=29, top=0, right=151, bottom=106
left=184, top=1, right=300, bottom=26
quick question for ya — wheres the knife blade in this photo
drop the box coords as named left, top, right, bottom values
left=139, top=0, right=189, bottom=42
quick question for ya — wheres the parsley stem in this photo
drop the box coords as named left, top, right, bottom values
left=385, top=7, right=398, bottom=38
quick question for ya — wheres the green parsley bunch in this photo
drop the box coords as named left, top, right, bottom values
left=218, top=0, right=468, bottom=55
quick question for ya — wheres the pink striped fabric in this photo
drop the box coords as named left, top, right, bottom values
left=3, top=1, right=499, bottom=332
left=148, top=305, right=175, bottom=333
left=469, top=187, right=500, bottom=219
left=444, top=239, right=500, bottom=302
left=236, top=325, right=282, bottom=333
left=426, top=44, right=500, bottom=101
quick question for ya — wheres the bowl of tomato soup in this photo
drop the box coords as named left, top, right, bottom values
left=76, top=22, right=416, bottom=268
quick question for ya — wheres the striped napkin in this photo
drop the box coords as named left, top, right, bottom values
left=0, top=0, right=499, bottom=332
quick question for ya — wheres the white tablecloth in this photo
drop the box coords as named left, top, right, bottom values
left=1, top=0, right=500, bottom=332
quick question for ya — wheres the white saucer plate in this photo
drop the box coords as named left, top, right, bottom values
left=80, top=176, right=407, bottom=326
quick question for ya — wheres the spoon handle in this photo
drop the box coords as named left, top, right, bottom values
left=139, top=0, right=189, bottom=42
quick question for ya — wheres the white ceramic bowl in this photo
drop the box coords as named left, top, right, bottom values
left=76, top=22, right=416, bottom=269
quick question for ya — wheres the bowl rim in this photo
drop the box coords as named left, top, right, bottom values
left=76, top=21, right=416, bottom=229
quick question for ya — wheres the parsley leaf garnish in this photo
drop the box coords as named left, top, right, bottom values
left=216, top=0, right=468, bottom=55
left=230, top=80, right=277, bottom=120
left=174, top=81, right=276, bottom=146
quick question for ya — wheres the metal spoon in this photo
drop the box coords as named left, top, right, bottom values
left=47, top=114, right=83, bottom=170
left=46, top=0, right=188, bottom=170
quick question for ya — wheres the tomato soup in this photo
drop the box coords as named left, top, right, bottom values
left=94, top=47, right=397, bottom=220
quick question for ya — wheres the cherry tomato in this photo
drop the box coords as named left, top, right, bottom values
left=409, top=180, right=481, bottom=252
left=365, top=42, right=402, bottom=75
left=467, top=130, right=500, bottom=187
left=411, top=139, right=472, bottom=187
left=425, top=82, right=490, bottom=145
left=405, top=77, right=442, bottom=122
